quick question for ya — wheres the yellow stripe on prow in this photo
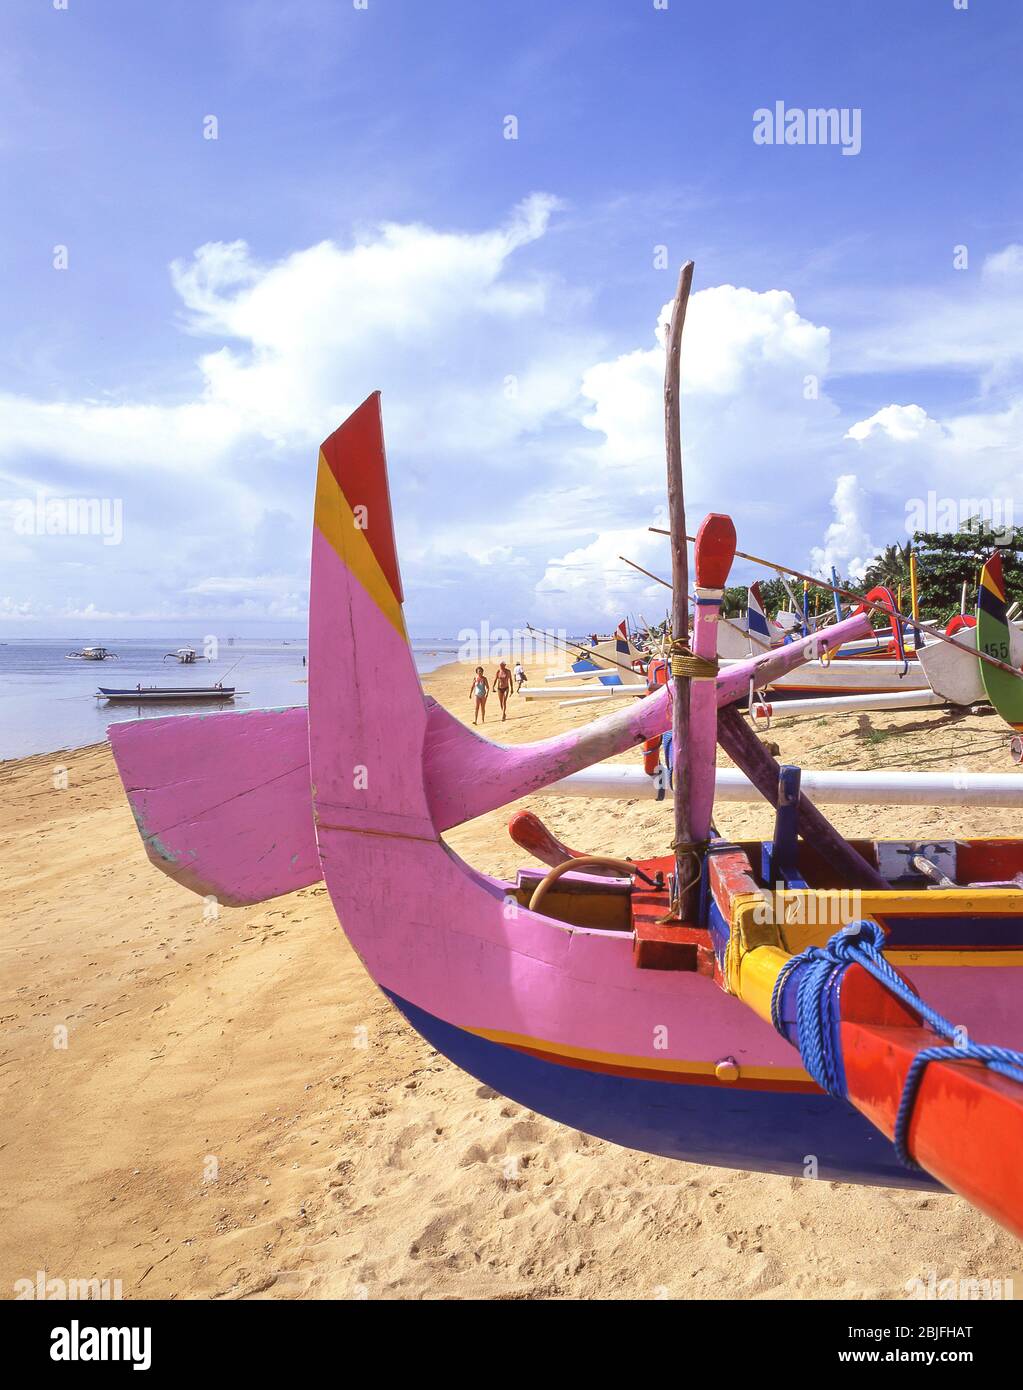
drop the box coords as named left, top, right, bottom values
left=314, top=452, right=406, bottom=638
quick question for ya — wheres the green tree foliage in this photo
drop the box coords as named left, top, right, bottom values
left=904, top=521, right=1023, bottom=623
left=862, top=541, right=913, bottom=594
left=721, top=576, right=842, bottom=622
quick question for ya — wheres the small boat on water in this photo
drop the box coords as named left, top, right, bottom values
left=97, top=684, right=238, bottom=702
left=67, top=645, right=117, bottom=660
left=163, top=647, right=201, bottom=664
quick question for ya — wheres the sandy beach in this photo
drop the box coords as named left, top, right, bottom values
left=2, top=659, right=1021, bottom=1300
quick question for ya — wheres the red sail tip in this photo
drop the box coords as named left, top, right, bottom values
left=694, top=513, right=737, bottom=588
left=982, top=549, right=1005, bottom=600
left=319, top=391, right=404, bottom=605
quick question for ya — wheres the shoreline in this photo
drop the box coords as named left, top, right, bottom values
left=0, top=656, right=478, bottom=767
left=0, top=653, right=494, bottom=767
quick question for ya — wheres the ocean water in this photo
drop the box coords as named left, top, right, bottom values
left=0, top=637, right=461, bottom=761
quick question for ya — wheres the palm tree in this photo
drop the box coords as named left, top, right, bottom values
left=864, top=541, right=911, bottom=593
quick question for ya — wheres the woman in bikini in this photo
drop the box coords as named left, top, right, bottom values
left=493, top=661, right=512, bottom=720
left=469, top=666, right=489, bottom=724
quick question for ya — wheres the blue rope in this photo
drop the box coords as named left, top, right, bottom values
left=770, top=920, right=1023, bottom=1168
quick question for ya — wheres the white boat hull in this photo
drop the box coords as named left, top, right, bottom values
left=917, top=624, right=1023, bottom=706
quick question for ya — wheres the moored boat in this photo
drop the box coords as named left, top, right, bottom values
left=67, top=645, right=117, bottom=660
left=97, top=684, right=237, bottom=702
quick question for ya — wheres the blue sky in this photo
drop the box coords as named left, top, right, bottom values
left=2, top=0, right=1021, bottom=636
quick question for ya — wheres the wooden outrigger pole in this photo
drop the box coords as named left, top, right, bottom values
left=663, top=262, right=697, bottom=919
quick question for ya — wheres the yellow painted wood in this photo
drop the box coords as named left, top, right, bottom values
left=314, top=454, right=406, bottom=637
left=464, top=1023, right=811, bottom=1083
left=734, top=945, right=791, bottom=1026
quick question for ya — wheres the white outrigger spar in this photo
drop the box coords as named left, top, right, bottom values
left=548, top=763, right=1023, bottom=810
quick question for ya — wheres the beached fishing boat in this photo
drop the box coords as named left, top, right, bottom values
left=542, top=624, right=648, bottom=683
left=97, top=684, right=236, bottom=702
left=299, top=388, right=1023, bottom=1226
left=752, top=569, right=1023, bottom=723
left=109, top=271, right=1023, bottom=1236
left=643, top=556, right=935, bottom=699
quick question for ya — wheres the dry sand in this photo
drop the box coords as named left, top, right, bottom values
left=2, top=659, right=1021, bottom=1300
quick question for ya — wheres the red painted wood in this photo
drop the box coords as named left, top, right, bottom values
left=693, top=513, right=737, bottom=589
left=632, top=918, right=715, bottom=972
left=956, top=838, right=1023, bottom=881
left=831, top=961, right=1023, bottom=1235
left=841, top=1016, right=1023, bottom=1239
left=707, top=843, right=762, bottom=920
left=507, top=811, right=627, bottom=877
left=319, top=391, right=404, bottom=603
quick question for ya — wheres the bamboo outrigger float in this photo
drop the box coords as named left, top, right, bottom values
left=109, top=272, right=1023, bottom=1239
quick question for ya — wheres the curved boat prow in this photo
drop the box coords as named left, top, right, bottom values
left=979, top=550, right=1023, bottom=731
left=309, top=393, right=437, bottom=841
left=307, top=395, right=1023, bottom=1217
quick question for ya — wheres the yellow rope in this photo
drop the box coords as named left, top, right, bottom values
left=667, top=638, right=718, bottom=680
left=723, top=925, right=743, bottom=996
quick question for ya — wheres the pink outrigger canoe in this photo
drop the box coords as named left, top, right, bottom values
left=111, top=395, right=1023, bottom=1231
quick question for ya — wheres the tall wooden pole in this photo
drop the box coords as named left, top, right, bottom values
left=664, top=261, right=696, bottom=918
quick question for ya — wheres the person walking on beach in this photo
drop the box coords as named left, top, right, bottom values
left=514, top=661, right=527, bottom=692
left=470, top=666, right=489, bottom=724
left=493, top=661, right=512, bottom=720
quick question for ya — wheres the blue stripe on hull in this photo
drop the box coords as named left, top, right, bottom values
left=384, top=989, right=940, bottom=1192
left=885, top=914, right=1023, bottom=949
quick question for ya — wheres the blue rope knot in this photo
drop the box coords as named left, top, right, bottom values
left=769, top=919, right=1023, bottom=1170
